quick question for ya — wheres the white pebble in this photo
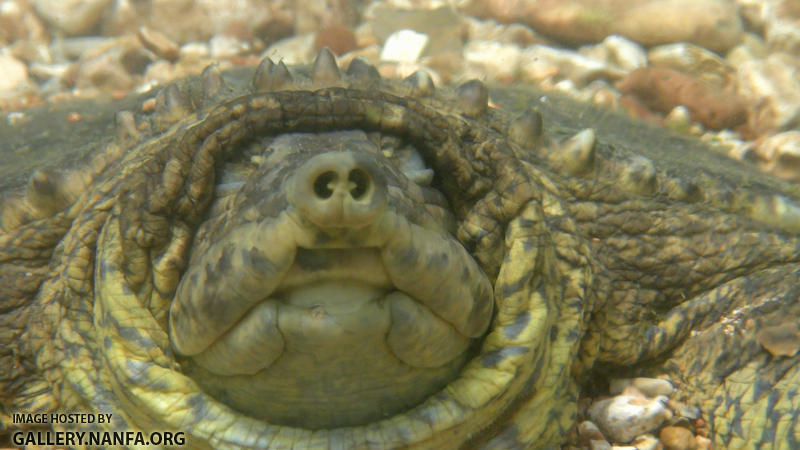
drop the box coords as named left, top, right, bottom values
left=0, top=55, right=29, bottom=92
left=603, top=35, right=647, bottom=71
left=588, top=394, right=672, bottom=443
left=179, top=42, right=211, bottom=60
left=609, top=377, right=674, bottom=397
left=631, top=433, right=660, bottom=450
left=210, top=35, right=250, bottom=59
left=380, top=29, right=429, bottom=63
left=736, top=53, right=800, bottom=134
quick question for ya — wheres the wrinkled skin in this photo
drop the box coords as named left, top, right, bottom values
left=1, top=52, right=800, bottom=449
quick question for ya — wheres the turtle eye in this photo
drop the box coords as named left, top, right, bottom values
left=379, top=138, right=434, bottom=187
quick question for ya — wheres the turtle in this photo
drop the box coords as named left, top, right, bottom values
left=1, top=47, right=800, bottom=449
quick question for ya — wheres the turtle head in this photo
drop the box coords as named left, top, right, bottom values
left=168, top=130, right=493, bottom=428
left=45, top=53, right=588, bottom=449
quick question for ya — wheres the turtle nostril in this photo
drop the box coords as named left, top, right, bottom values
left=313, top=171, right=337, bottom=199
left=348, top=168, right=370, bottom=200
left=288, top=151, right=388, bottom=228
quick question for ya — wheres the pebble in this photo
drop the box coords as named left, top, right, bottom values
left=695, top=435, right=713, bottom=449
left=631, top=434, right=660, bottom=450
left=28, top=62, right=70, bottom=80
left=314, top=26, right=357, bottom=55
left=0, top=54, right=30, bottom=93
left=210, top=35, right=250, bottom=59
left=694, top=418, right=710, bottom=438
left=293, top=0, right=359, bottom=36
left=700, top=129, right=754, bottom=162
left=353, top=21, right=380, bottom=48
left=465, top=17, right=545, bottom=47
left=262, top=33, right=316, bottom=65
left=668, top=399, right=702, bottom=420
left=579, top=35, right=647, bottom=72
left=601, top=35, right=647, bottom=71
left=366, top=4, right=463, bottom=56
left=659, top=426, right=697, bottom=450
left=143, top=55, right=236, bottom=89
left=137, top=26, right=179, bottom=61
left=648, top=42, right=734, bottom=88
left=75, top=49, right=135, bottom=91
left=179, top=42, right=211, bottom=61
left=590, top=81, right=621, bottom=110
left=588, top=395, right=672, bottom=443
left=726, top=32, right=769, bottom=66
left=617, top=67, right=747, bottom=130
left=620, top=385, right=647, bottom=398
left=736, top=52, right=800, bottom=134
left=574, top=375, right=716, bottom=449
left=663, top=106, right=695, bottom=135
left=766, top=18, right=800, bottom=54
left=8, top=38, right=51, bottom=66
left=554, top=79, right=579, bottom=95
left=422, top=48, right=464, bottom=83
left=0, top=0, right=48, bottom=43
left=763, top=0, right=800, bottom=53
left=463, top=0, right=743, bottom=53
left=590, top=439, right=612, bottom=450
left=633, top=377, right=674, bottom=397
left=462, top=40, right=521, bottom=82
left=737, top=0, right=770, bottom=32
left=609, top=377, right=675, bottom=398
left=253, top=15, right=295, bottom=45
left=33, top=0, right=112, bottom=36
left=104, top=0, right=285, bottom=44
left=48, top=37, right=106, bottom=64
left=578, top=420, right=607, bottom=444
left=380, top=29, right=429, bottom=63
left=120, top=47, right=154, bottom=75
left=519, top=44, right=625, bottom=86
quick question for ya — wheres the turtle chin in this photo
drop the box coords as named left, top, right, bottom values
left=181, top=297, right=470, bottom=429
left=184, top=353, right=469, bottom=429
left=177, top=248, right=476, bottom=429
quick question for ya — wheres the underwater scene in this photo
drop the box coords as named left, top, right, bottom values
left=1, top=1, right=800, bottom=448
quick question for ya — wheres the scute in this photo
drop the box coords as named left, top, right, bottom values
left=253, top=57, right=293, bottom=92
left=346, top=57, right=381, bottom=86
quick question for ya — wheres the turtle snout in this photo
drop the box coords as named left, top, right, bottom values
left=311, top=165, right=371, bottom=202
left=288, top=152, right=387, bottom=228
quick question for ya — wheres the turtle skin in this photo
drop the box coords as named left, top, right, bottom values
left=1, top=48, right=799, bottom=449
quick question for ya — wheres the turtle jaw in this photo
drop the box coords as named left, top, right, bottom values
left=178, top=252, right=473, bottom=428
left=168, top=209, right=493, bottom=428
